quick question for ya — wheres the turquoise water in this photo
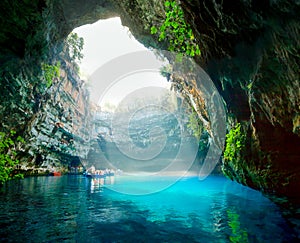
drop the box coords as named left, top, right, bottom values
left=0, top=175, right=298, bottom=242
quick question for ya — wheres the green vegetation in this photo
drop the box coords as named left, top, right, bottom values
left=63, top=32, right=84, bottom=74
left=227, top=209, right=249, bottom=243
left=65, top=32, right=84, bottom=63
left=224, top=123, right=245, bottom=163
left=187, top=111, right=203, bottom=140
left=41, top=62, right=60, bottom=88
left=0, top=130, right=24, bottom=185
left=151, top=0, right=201, bottom=57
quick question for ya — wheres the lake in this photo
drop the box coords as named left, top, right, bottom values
left=0, top=175, right=298, bottom=242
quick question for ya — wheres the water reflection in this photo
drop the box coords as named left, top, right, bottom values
left=0, top=175, right=298, bottom=242
left=90, top=176, right=115, bottom=193
left=227, top=208, right=249, bottom=243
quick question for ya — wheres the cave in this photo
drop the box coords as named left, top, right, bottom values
left=0, top=0, right=299, bottom=241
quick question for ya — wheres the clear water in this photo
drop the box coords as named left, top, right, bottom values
left=0, top=175, right=298, bottom=242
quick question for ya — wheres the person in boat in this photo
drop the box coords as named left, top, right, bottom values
left=85, top=165, right=95, bottom=176
left=104, top=169, right=114, bottom=176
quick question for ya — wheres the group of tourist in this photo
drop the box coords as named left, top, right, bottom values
left=85, top=165, right=120, bottom=177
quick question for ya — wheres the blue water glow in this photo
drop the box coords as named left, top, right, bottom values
left=0, top=175, right=297, bottom=242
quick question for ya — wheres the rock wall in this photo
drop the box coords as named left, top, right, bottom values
left=179, top=0, right=300, bottom=206
left=1, top=54, right=92, bottom=175
left=88, top=102, right=210, bottom=174
left=22, top=56, right=92, bottom=175
left=0, top=0, right=93, bottom=175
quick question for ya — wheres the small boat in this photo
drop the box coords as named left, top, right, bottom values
left=84, top=172, right=105, bottom=179
left=50, top=171, right=62, bottom=176
left=84, top=168, right=116, bottom=179
left=93, top=174, right=106, bottom=178
left=83, top=172, right=92, bottom=178
left=107, top=172, right=115, bottom=176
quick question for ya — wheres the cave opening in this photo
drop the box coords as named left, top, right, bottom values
left=72, top=17, right=205, bottom=176
left=73, top=17, right=171, bottom=109
left=67, top=16, right=227, bottom=180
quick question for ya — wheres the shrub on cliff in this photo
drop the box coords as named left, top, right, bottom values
left=41, top=61, right=60, bottom=88
left=151, top=0, right=200, bottom=57
left=221, top=123, right=247, bottom=181
left=65, top=32, right=84, bottom=63
left=224, top=123, right=245, bottom=165
left=0, top=130, right=24, bottom=185
left=187, top=111, right=203, bottom=140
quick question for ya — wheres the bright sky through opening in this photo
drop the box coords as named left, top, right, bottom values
left=74, top=17, right=169, bottom=109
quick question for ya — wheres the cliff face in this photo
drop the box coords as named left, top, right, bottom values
left=1, top=53, right=92, bottom=175
left=0, top=0, right=92, bottom=174
left=179, top=0, right=300, bottom=205
left=88, top=95, right=211, bottom=174
left=0, top=0, right=299, bottom=206
left=22, top=56, right=92, bottom=175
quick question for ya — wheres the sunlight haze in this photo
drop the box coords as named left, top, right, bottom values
left=74, top=17, right=170, bottom=106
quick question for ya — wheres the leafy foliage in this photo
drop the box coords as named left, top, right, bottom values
left=224, top=123, right=245, bottom=162
left=0, top=130, right=24, bottom=185
left=187, top=111, right=203, bottom=140
left=151, top=0, right=201, bottom=57
left=41, top=62, right=60, bottom=88
left=65, top=32, right=84, bottom=63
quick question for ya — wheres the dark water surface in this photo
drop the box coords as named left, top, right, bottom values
left=0, top=175, right=298, bottom=242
